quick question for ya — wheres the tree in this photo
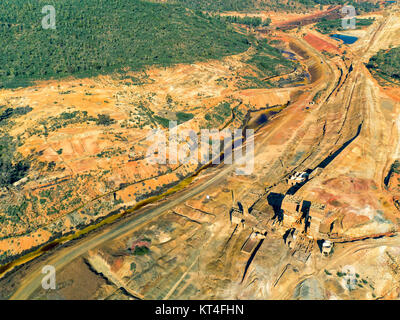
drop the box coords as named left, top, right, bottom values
left=96, top=114, right=114, bottom=126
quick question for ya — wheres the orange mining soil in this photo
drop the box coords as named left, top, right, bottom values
left=304, top=33, right=341, bottom=54
left=274, top=5, right=341, bottom=30
left=220, top=10, right=320, bottom=25
left=383, top=86, right=400, bottom=102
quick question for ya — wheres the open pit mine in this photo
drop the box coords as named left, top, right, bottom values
left=1, top=0, right=400, bottom=302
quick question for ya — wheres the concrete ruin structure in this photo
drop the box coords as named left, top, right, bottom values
left=322, top=240, right=333, bottom=256
left=230, top=199, right=273, bottom=238
left=292, top=233, right=314, bottom=262
left=229, top=189, right=336, bottom=261
left=284, top=228, right=314, bottom=262
left=248, top=200, right=274, bottom=238
left=229, top=191, right=276, bottom=253
left=231, top=207, right=245, bottom=227
left=279, top=194, right=330, bottom=238
left=230, top=191, right=331, bottom=239
left=281, top=195, right=303, bottom=227
left=284, top=228, right=298, bottom=249
left=230, top=190, right=246, bottom=227
left=288, top=171, right=309, bottom=186
left=307, top=202, right=327, bottom=235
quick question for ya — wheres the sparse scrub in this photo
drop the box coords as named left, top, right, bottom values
left=0, top=133, right=30, bottom=187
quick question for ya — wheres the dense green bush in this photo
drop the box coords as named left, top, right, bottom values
left=367, top=46, right=400, bottom=81
left=175, top=0, right=379, bottom=13
left=133, top=246, right=150, bottom=255
left=0, top=106, right=32, bottom=123
left=96, top=114, right=115, bottom=126
left=0, top=0, right=250, bottom=88
left=247, top=39, right=296, bottom=77
left=0, top=134, right=30, bottom=187
left=176, top=112, right=194, bottom=123
left=315, top=18, right=375, bottom=34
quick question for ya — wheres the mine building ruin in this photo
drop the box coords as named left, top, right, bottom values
left=231, top=207, right=245, bottom=227
left=321, top=240, right=333, bottom=256
left=288, top=171, right=309, bottom=186
left=229, top=191, right=276, bottom=239
left=281, top=195, right=303, bottom=227
left=229, top=189, right=337, bottom=260
left=307, top=202, right=327, bottom=235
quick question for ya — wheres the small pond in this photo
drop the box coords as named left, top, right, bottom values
left=330, top=34, right=359, bottom=44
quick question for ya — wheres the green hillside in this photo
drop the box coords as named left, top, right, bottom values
left=0, top=0, right=250, bottom=88
left=315, top=17, right=375, bottom=34
left=173, top=0, right=380, bottom=13
left=367, top=47, right=400, bottom=83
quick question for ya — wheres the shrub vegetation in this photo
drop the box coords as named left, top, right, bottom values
left=0, top=0, right=250, bottom=88
left=367, top=47, right=400, bottom=82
